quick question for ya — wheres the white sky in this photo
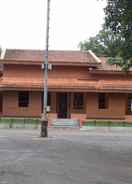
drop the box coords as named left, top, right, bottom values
left=0, top=0, right=106, bottom=50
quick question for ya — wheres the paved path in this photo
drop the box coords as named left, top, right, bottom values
left=0, top=129, right=132, bottom=184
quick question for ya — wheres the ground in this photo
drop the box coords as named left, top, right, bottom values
left=0, top=128, right=132, bottom=184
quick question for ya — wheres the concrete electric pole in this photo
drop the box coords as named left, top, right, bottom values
left=41, top=0, right=51, bottom=137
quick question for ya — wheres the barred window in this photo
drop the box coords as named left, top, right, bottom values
left=73, top=93, right=84, bottom=110
left=18, top=92, right=29, bottom=107
left=98, top=93, right=108, bottom=109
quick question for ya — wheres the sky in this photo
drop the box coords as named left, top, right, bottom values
left=0, top=0, right=107, bottom=50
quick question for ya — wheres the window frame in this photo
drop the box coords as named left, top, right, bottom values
left=98, top=93, right=108, bottom=110
left=18, top=91, right=29, bottom=108
left=73, top=93, right=84, bottom=110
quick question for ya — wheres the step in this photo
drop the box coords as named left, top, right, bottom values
left=51, top=119, right=80, bottom=128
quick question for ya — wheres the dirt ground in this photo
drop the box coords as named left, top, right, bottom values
left=0, top=128, right=132, bottom=184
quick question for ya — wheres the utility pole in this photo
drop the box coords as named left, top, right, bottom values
left=41, top=0, right=51, bottom=137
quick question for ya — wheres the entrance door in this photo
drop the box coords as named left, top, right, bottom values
left=57, top=93, right=68, bottom=118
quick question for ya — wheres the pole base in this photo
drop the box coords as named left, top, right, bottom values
left=40, top=120, right=48, bottom=137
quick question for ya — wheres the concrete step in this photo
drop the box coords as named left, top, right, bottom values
left=51, top=119, right=80, bottom=128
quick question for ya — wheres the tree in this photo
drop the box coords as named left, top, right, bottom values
left=105, top=0, right=132, bottom=70
left=79, top=27, right=123, bottom=57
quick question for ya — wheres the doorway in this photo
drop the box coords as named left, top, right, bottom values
left=57, top=93, right=69, bottom=118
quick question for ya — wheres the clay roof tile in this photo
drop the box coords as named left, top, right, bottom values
left=4, top=49, right=99, bottom=64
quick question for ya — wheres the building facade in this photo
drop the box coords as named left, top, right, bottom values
left=0, top=49, right=132, bottom=122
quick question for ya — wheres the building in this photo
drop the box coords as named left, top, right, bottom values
left=0, top=49, right=132, bottom=123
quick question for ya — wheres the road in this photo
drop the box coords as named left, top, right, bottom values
left=0, top=128, right=132, bottom=184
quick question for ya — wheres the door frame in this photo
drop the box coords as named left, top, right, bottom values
left=56, top=92, right=71, bottom=119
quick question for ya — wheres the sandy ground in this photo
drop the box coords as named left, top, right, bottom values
left=0, top=128, right=132, bottom=184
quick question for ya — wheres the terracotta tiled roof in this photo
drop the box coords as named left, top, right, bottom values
left=97, top=80, right=132, bottom=91
left=0, top=77, right=96, bottom=90
left=2, top=49, right=132, bottom=72
left=1, top=77, right=132, bottom=92
left=97, top=57, right=132, bottom=72
left=98, top=57, right=122, bottom=71
left=3, top=49, right=100, bottom=65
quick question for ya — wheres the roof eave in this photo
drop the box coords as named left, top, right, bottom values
left=1, top=59, right=99, bottom=67
left=2, top=85, right=132, bottom=93
left=89, top=70, right=132, bottom=75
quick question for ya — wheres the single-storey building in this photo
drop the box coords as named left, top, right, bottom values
left=0, top=49, right=132, bottom=123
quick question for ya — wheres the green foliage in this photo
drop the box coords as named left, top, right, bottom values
left=108, top=57, right=132, bottom=72
left=79, top=27, right=123, bottom=57
left=83, top=120, right=132, bottom=127
left=0, top=118, right=40, bottom=124
left=105, top=0, right=132, bottom=70
left=80, top=0, right=132, bottom=71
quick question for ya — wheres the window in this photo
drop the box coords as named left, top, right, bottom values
left=98, top=93, right=108, bottom=109
left=73, top=93, right=84, bottom=110
left=128, top=96, right=132, bottom=113
left=18, top=92, right=29, bottom=107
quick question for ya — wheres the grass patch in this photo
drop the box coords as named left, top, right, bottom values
left=0, top=118, right=40, bottom=124
left=83, top=120, right=132, bottom=127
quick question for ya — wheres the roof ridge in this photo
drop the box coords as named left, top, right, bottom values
left=88, top=50, right=101, bottom=63
left=0, top=48, right=6, bottom=59
left=5, top=48, right=82, bottom=52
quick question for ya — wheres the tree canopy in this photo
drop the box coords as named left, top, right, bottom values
left=79, top=27, right=123, bottom=57
left=80, top=0, right=132, bottom=70
left=105, top=0, right=132, bottom=70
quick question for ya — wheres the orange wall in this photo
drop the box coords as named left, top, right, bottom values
left=2, top=64, right=129, bottom=119
left=3, top=91, right=41, bottom=117
left=4, top=65, right=132, bottom=84
left=2, top=91, right=56, bottom=117
left=86, top=93, right=127, bottom=119
left=3, top=64, right=94, bottom=81
left=4, top=65, right=42, bottom=79
left=2, top=91, right=127, bottom=120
